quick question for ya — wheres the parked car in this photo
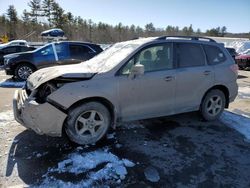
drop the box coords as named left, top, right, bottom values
left=0, top=45, right=36, bottom=65
left=4, top=41, right=103, bottom=80
left=235, top=50, right=250, bottom=70
left=41, top=28, right=64, bottom=37
left=13, top=36, right=238, bottom=145
left=0, top=40, right=28, bottom=49
left=226, top=47, right=238, bottom=60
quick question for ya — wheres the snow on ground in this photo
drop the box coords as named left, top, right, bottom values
left=221, top=111, right=250, bottom=141
left=0, top=79, right=25, bottom=88
left=0, top=110, right=15, bottom=127
left=237, top=86, right=250, bottom=99
left=37, top=148, right=135, bottom=187
left=144, top=166, right=160, bottom=183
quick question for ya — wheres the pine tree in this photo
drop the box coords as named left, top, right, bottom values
left=42, top=0, right=54, bottom=26
left=22, top=9, right=30, bottom=23
left=145, top=23, right=155, bottom=37
left=6, top=5, right=18, bottom=39
left=221, top=26, right=227, bottom=37
left=0, top=15, right=8, bottom=36
left=28, top=0, right=41, bottom=24
left=51, top=2, right=66, bottom=28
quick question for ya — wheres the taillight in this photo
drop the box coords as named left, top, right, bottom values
left=230, top=64, right=238, bottom=76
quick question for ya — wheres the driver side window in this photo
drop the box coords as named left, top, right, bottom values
left=121, top=43, right=173, bottom=75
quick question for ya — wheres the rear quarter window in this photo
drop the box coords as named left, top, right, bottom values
left=203, top=45, right=226, bottom=65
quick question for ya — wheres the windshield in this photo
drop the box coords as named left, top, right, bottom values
left=81, top=37, right=155, bottom=72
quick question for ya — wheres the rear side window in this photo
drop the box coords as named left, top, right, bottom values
left=3, top=47, right=18, bottom=54
left=177, top=43, right=205, bottom=68
left=20, top=46, right=30, bottom=52
left=69, top=45, right=92, bottom=56
left=203, top=45, right=226, bottom=65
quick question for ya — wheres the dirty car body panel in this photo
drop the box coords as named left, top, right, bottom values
left=13, top=37, right=238, bottom=138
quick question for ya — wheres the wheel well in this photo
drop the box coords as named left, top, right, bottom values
left=67, top=97, right=115, bottom=126
left=201, top=85, right=230, bottom=108
left=14, top=62, right=37, bottom=72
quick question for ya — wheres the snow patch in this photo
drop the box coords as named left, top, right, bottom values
left=121, top=122, right=144, bottom=129
left=38, top=148, right=135, bottom=187
left=221, top=111, right=250, bottom=141
left=106, top=132, right=116, bottom=139
left=226, top=40, right=250, bottom=54
left=238, top=86, right=250, bottom=100
left=0, top=79, right=25, bottom=88
left=0, top=110, right=15, bottom=127
left=144, top=166, right=160, bottom=182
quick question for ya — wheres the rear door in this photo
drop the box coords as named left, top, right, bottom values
left=174, top=42, right=214, bottom=113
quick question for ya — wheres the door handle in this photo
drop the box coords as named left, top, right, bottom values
left=165, top=76, right=174, bottom=81
left=204, top=70, right=211, bottom=75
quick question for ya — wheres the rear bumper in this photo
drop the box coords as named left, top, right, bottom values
left=13, top=89, right=67, bottom=137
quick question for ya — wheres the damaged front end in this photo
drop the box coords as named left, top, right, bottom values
left=13, top=68, right=96, bottom=137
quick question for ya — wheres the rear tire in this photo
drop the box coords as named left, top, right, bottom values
left=65, top=102, right=111, bottom=145
left=14, top=63, right=35, bottom=81
left=200, top=89, right=226, bottom=121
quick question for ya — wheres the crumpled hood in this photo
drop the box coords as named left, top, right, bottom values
left=27, top=63, right=96, bottom=90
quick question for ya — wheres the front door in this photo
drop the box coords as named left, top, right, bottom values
left=117, top=43, right=176, bottom=121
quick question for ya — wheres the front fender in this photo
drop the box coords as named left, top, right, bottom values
left=47, top=78, right=118, bottom=111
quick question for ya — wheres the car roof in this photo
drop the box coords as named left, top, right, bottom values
left=54, top=41, right=102, bottom=46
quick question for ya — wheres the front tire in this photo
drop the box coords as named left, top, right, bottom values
left=65, top=102, right=111, bottom=145
left=200, top=89, right=226, bottom=121
left=14, top=63, right=35, bottom=81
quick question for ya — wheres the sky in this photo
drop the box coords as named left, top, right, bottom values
left=0, top=0, right=249, bottom=33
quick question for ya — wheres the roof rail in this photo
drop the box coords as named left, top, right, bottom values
left=156, top=36, right=216, bottom=42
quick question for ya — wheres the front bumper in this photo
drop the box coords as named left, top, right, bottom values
left=13, top=89, right=67, bottom=137
left=5, top=68, right=13, bottom=75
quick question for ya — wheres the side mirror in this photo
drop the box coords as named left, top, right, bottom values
left=129, top=64, right=144, bottom=79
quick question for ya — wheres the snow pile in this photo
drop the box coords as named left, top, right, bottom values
left=238, top=86, right=250, bottom=99
left=226, top=40, right=250, bottom=54
left=0, top=110, right=15, bottom=127
left=38, top=148, right=135, bottom=187
left=221, top=111, right=250, bottom=141
left=0, top=79, right=25, bottom=88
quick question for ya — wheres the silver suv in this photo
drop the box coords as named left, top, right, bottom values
left=13, top=36, right=238, bottom=145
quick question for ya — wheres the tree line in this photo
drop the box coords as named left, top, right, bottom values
left=0, top=0, right=249, bottom=43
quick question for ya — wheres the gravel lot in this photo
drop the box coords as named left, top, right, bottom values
left=0, top=68, right=250, bottom=187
